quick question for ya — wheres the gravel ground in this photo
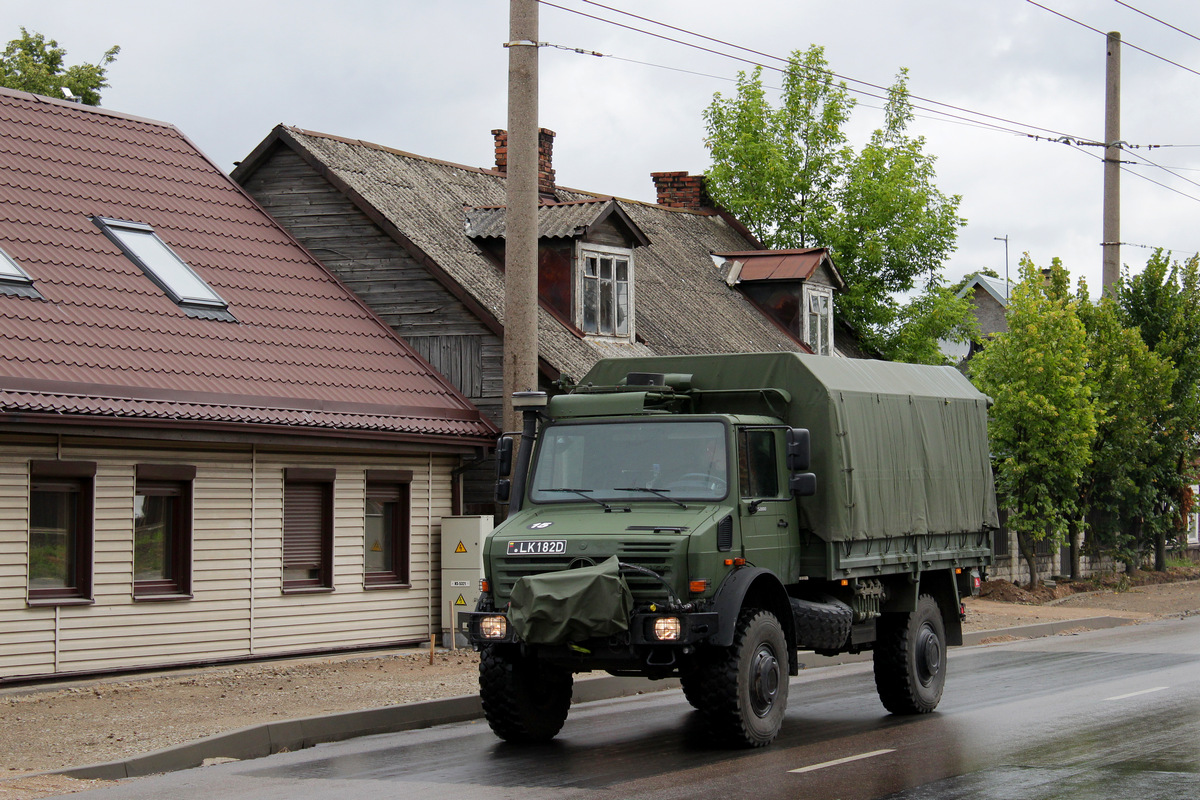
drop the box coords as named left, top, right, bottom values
left=2, top=577, right=1197, bottom=799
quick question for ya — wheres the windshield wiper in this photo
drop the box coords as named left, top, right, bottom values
left=614, top=486, right=688, bottom=509
left=544, top=488, right=630, bottom=512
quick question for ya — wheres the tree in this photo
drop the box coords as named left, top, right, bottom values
left=1075, top=287, right=1174, bottom=577
left=0, top=28, right=119, bottom=106
left=970, top=258, right=1096, bottom=587
left=1115, top=250, right=1200, bottom=571
left=880, top=285, right=979, bottom=366
left=703, top=46, right=964, bottom=356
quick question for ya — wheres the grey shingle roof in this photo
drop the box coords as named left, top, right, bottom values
left=244, top=127, right=808, bottom=380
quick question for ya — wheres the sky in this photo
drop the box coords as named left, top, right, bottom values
left=5, top=0, right=1200, bottom=296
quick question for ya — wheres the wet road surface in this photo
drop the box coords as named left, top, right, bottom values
left=65, top=616, right=1200, bottom=800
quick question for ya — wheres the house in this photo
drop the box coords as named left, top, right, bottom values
left=0, top=88, right=496, bottom=682
left=233, top=126, right=864, bottom=510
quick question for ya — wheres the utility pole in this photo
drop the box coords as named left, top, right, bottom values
left=503, top=0, right=540, bottom=432
left=1102, top=31, right=1121, bottom=295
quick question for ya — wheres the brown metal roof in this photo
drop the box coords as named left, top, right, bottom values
left=714, top=248, right=845, bottom=289
left=0, top=88, right=494, bottom=444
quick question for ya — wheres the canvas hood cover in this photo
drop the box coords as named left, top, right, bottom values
left=508, top=556, right=633, bottom=645
left=579, top=352, right=1000, bottom=542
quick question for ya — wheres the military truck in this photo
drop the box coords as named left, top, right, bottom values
left=460, top=352, right=997, bottom=747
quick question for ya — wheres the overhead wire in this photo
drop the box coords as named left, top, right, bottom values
left=1111, top=0, right=1200, bottom=45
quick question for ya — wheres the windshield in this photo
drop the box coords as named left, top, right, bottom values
left=529, top=420, right=728, bottom=503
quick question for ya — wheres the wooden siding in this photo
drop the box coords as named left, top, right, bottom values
left=0, top=443, right=468, bottom=680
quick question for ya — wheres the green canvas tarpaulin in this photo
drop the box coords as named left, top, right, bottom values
left=508, top=556, right=634, bottom=644
left=577, top=352, right=999, bottom=542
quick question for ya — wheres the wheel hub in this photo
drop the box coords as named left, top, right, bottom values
left=749, top=645, right=780, bottom=717
left=915, top=622, right=942, bottom=687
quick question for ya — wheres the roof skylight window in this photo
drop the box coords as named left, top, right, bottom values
left=93, top=217, right=234, bottom=321
left=0, top=245, right=43, bottom=299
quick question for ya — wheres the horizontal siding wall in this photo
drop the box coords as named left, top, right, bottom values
left=0, top=443, right=463, bottom=681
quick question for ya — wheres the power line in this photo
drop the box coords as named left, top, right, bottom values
left=1111, top=0, right=1200, bottom=45
left=1026, top=0, right=1200, bottom=77
left=539, top=0, right=1096, bottom=143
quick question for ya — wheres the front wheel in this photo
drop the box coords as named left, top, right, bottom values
left=873, top=594, right=946, bottom=714
left=479, top=646, right=573, bottom=742
left=690, top=608, right=789, bottom=747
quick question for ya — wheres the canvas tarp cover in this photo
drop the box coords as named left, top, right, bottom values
left=508, top=556, right=634, bottom=644
left=578, top=352, right=999, bottom=542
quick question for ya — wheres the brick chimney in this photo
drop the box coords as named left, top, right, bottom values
left=492, top=128, right=557, bottom=198
left=651, top=171, right=711, bottom=210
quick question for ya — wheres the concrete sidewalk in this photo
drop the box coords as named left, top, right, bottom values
left=53, top=615, right=1138, bottom=781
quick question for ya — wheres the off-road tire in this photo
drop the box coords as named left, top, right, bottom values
left=689, top=608, right=789, bottom=747
left=791, top=596, right=852, bottom=651
left=873, top=594, right=946, bottom=715
left=479, top=646, right=573, bottom=742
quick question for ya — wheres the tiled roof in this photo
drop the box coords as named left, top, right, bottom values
left=0, top=88, right=494, bottom=443
left=239, top=126, right=809, bottom=380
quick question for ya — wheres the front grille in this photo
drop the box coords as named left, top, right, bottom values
left=492, top=539, right=684, bottom=605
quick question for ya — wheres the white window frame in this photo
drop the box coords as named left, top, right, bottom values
left=576, top=243, right=635, bottom=341
left=0, top=245, right=42, bottom=299
left=803, top=284, right=834, bottom=356
left=92, top=217, right=234, bottom=321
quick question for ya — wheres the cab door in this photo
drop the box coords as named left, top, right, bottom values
left=736, top=427, right=793, bottom=577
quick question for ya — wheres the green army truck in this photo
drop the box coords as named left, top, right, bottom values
left=459, top=352, right=997, bottom=747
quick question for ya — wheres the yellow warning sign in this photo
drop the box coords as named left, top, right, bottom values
left=454, top=594, right=467, bottom=606
left=454, top=541, right=468, bottom=554
left=371, top=540, right=382, bottom=552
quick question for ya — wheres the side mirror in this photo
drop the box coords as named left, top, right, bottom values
left=786, top=428, right=810, bottom=471
left=789, top=472, right=816, bottom=497
left=495, top=435, right=514, bottom=479
left=495, top=478, right=512, bottom=504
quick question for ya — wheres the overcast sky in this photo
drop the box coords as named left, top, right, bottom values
left=5, top=0, right=1200, bottom=295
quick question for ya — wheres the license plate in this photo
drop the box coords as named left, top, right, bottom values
left=507, top=539, right=566, bottom=555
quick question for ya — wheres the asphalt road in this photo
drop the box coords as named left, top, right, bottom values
left=62, top=616, right=1200, bottom=800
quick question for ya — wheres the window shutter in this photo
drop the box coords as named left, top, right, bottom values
left=284, top=483, right=325, bottom=573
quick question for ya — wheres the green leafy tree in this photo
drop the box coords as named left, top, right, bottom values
left=1075, top=287, right=1175, bottom=577
left=0, top=28, right=119, bottom=105
left=880, top=284, right=979, bottom=365
left=970, top=258, right=1096, bottom=587
left=1115, top=250, right=1200, bottom=571
left=703, top=46, right=964, bottom=356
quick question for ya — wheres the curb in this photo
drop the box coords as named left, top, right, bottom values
left=54, top=616, right=1136, bottom=780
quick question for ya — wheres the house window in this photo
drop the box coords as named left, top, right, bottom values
left=0, top=245, right=42, bottom=299
left=803, top=284, right=834, bottom=356
left=92, top=217, right=234, bottom=321
left=28, top=461, right=96, bottom=603
left=579, top=245, right=632, bottom=338
left=364, top=470, right=413, bottom=587
left=134, top=464, right=195, bottom=599
left=283, top=468, right=335, bottom=591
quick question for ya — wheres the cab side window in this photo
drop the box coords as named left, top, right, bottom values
left=738, top=429, right=779, bottom=498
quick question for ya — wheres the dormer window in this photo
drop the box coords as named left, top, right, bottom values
left=804, top=284, right=834, bottom=356
left=0, top=246, right=42, bottom=299
left=579, top=244, right=633, bottom=338
left=93, top=217, right=234, bottom=321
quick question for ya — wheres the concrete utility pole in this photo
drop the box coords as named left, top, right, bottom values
left=1102, top=31, right=1121, bottom=295
left=502, top=0, right=540, bottom=432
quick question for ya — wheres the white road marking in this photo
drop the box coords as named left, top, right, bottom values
left=1105, top=686, right=1169, bottom=702
left=788, top=749, right=896, bottom=774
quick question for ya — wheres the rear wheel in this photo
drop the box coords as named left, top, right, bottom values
left=690, top=608, right=789, bottom=747
left=479, top=646, right=573, bottom=742
left=873, top=594, right=946, bottom=714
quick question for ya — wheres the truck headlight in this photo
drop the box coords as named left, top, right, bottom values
left=480, top=615, right=508, bottom=639
left=653, top=617, right=681, bottom=641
